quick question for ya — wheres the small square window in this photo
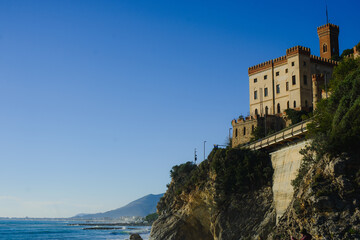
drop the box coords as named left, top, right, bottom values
left=276, top=84, right=280, bottom=94
left=291, top=62, right=295, bottom=66
left=276, top=71, right=279, bottom=76
left=254, top=90, right=257, bottom=100
left=264, top=75, right=267, bottom=80
left=264, top=88, right=268, bottom=97
left=254, top=78, right=257, bottom=83
left=286, top=82, right=289, bottom=91
left=292, top=75, right=296, bottom=85
left=285, top=69, right=288, bottom=73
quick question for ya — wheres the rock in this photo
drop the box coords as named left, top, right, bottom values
left=130, top=233, right=143, bottom=240
left=314, top=196, right=334, bottom=212
left=325, top=157, right=346, bottom=176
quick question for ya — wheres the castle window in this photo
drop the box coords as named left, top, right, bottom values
left=235, top=128, right=238, bottom=137
left=305, top=100, right=308, bottom=107
left=277, top=103, right=281, bottom=114
left=252, top=125, right=254, bottom=133
left=303, top=75, right=307, bottom=85
left=303, top=61, right=306, bottom=66
left=254, top=78, right=257, bottom=83
left=292, top=75, right=296, bottom=85
left=255, top=109, right=258, bottom=116
left=285, top=68, right=288, bottom=73
left=323, top=43, right=328, bottom=53
left=286, top=82, right=289, bottom=91
left=254, top=90, right=258, bottom=100
left=294, top=101, right=296, bottom=108
left=264, top=75, right=267, bottom=80
left=265, top=106, right=269, bottom=115
left=276, top=71, right=279, bottom=76
left=264, top=88, right=268, bottom=97
left=243, top=127, right=246, bottom=136
left=287, top=101, right=290, bottom=109
left=276, top=84, right=280, bottom=94
left=291, top=61, right=295, bottom=66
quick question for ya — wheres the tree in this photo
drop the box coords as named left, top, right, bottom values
left=308, top=57, right=360, bottom=156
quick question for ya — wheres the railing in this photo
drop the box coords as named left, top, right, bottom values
left=242, top=119, right=312, bottom=150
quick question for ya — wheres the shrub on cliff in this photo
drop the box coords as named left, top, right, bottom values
left=208, top=148, right=273, bottom=204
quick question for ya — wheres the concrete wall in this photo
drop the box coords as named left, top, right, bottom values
left=270, top=140, right=310, bottom=222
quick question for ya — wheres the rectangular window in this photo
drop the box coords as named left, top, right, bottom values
left=303, top=75, right=307, bottom=85
left=291, top=62, right=295, bottom=66
left=292, top=75, right=296, bottom=85
left=286, top=82, right=289, bottom=91
left=303, top=61, right=306, bottom=66
left=254, top=78, right=257, bottom=83
left=276, top=84, right=280, bottom=94
left=264, top=75, right=267, bottom=80
left=276, top=71, right=279, bottom=76
left=285, top=68, right=288, bottom=73
left=254, top=90, right=257, bottom=100
left=264, top=88, right=268, bottom=97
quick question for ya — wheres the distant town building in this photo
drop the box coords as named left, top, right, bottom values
left=232, top=23, right=340, bottom=147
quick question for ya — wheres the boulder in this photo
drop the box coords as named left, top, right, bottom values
left=130, top=233, right=143, bottom=240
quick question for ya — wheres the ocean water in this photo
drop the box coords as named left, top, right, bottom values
left=0, top=219, right=150, bottom=240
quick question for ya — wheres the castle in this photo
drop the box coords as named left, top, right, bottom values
left=232, top=23, right=340, bottom=147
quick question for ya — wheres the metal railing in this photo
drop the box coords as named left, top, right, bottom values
left=242, top=119, right=312, bottom=150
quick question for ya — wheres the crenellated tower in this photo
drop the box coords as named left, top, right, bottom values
left=317, top=23, right=339, bottom=59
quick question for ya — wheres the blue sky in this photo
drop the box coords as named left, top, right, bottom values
left=0, top=0, right=359, bottom=218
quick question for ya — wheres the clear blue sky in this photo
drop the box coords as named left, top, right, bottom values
left=0, top=0, right=359, bottom=218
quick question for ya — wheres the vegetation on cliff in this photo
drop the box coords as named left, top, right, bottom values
left=292, top=57, right=360, bottom=189
left=158, top=148, right=272, bottom=212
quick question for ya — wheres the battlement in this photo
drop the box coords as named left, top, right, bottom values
left=317, top=23, right=339, bottom=32
left=286, top=46, right=311, bottom=56
left=248, top=60, right=273, bottom=75
left=273, top=55, right=287, bottom=67
left=249, top=46, right=312, bottom=75
left=310, top=55, right=338, bottom=66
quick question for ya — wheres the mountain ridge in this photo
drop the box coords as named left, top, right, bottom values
left=72, top=193, right=163, bottom=219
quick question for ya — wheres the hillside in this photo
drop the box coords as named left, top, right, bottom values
left=73, top=193, right=163, bottom=219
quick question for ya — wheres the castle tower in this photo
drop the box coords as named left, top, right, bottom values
left=317, top=23, right=339, bottom=59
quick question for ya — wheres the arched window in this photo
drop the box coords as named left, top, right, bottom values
left=255, top=109, right=258, bottom=116
left=323, top=43, right=328, bottom=53
left=252, top=125, right=254, bottom=133
left=277, top=103, right=281, bottom=114
left=287, top=101, right=290, bottom=109
left=294, top=101, right=297, bottom=108
left=243, top=127, right=246, bottom=135
left=235, top=128, right=238, bottom=138
left=265, top=106, right=268, bottom=115
left=305, top=100, right=308, bottom=107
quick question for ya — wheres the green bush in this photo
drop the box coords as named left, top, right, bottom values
left=208, top=148, right=273, bottom=204
left=145, top=212, right=158, bottom=223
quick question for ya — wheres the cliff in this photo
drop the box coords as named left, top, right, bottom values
left=150, top=149, right=276, bottom=239
left=270, top=153, right=360, bottom=239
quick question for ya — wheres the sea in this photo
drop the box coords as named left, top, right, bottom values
left=0, top=219, right=150, bottom=240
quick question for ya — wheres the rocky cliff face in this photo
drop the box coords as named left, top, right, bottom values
left=150, top=177, right=275, bottom=240
left=270, top=154, right=360, bottom=240
left=150, top=148, right=276, bottom=240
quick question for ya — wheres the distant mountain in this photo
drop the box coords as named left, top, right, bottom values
left=73, top=193, right=164, bottom=219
